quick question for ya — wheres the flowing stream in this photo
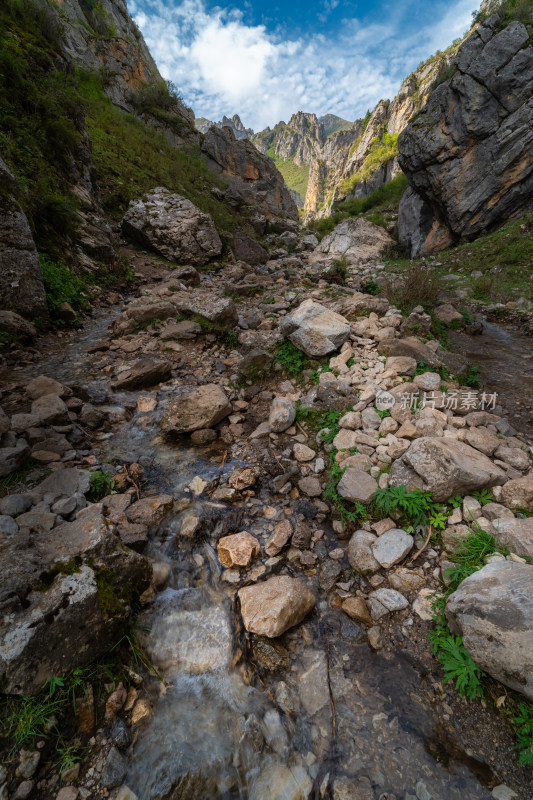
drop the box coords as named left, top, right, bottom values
left=16, top=307, right=533, bottom=799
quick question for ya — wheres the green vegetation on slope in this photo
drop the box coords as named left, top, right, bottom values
left=308, top=173, right=408, bottom=238
left=340, top=131, right=399, bottom=196
left=78, top=71, right=238, bottom=236
left=385, top=212, right=533, bottom=304
left=265, top=145, right=309, bottom=203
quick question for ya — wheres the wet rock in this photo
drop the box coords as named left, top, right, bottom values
left=372, top=528, right=413, bottom=569
left=217, top=531, right=260, bottom=568
left=141, top=587, right=233, bottom=674
left=111, top=357, right=172, bottom=391
left=342, top=596, right=373, bottom=625
left=238, top=576, right=315, bottom=637
left=111, top=717, right=133, bottom=750
left=501, top=476, right=533, bottom=511
left=227, top=466, right=260, bottom=491
left=298, top=651, right=329, bottom=715
left=122, top=188, right=222, bottom=265
left=333, top=775, right=374, bottom=800
left=269, top=396, right=296, bottom=433
left=161, top=384, right=232, bottom=433
left=126, top=495, right=174, bottom=527
left=492, top=517, right=533, bottom=558
left=280, top=299, right=351, bottom=357
left=31, top=394, right=69, bottom=425
left=190, top=428, right=217, bottom=446
left=101, top=746, right=128, bottom=789
left=291, top=521, right=312, bottom=550
left=390, top=437, right=506, bottom=501
left=105, top=682, right=127, bottom=720
left=347, top=530, right=380, bottom=575
left=265, top=520, right=293, bottom=556
left=0, top=506, right=151, bottom=695
left=446, top=561, right=533, bottom=700
left=337, top=469, right=378, bottom=505
left=249, top=763, right=312, bottom=800
left=252, top=637, right=290, bottom=671
left=318, top=559, right=343, bottom=590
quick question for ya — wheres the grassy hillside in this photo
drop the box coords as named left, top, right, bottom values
left=319, top=114, right=352, bottom=137
left=266, top=146, right=310, bottom=203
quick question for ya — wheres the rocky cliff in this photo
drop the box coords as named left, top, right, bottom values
left=398, top=8, right=533, bottom=256
left=0, top=0, right=296, bottom=325
left=304, top=46, right=459, bottom=217
left=195, top=113, right=253, bottom=140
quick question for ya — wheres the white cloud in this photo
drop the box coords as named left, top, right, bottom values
left=129, top=0, right=478, bottom=131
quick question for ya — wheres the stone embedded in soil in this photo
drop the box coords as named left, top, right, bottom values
left=446, top=561, right=533, bottom=700
left=268, top=395, right=296, bottom=433
left=337, top=468, right=378, bottom=505
left=371, top=528, right=413, bottom=569
left=297, top=476, right=322, bottom=497
left=217, top=531, right=260, bottom=568
left=161, top=384, right=232, bottom=434
left=501, top=476, right=533, bottom=511
left=293, top=442, right=316, bottom=462
left=111, top=357, right=172, bottom=391
left=238, top=575, right=315, bottom=637
left=342, top=596, right=373, bottom=626
left=370, top=587, right=408, bottom=613
left=347, top=530, right=380, bottom=575
left=227, top=466, right=261, bottom=490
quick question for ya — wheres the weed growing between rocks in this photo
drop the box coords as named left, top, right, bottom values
left=429, top=524, right=533, bottom=764
left=383, top=262, right=443, bottom=314
left=89, top=470, right=117, bottom=500
left=276, top=339, right=312, bottom=377
left=456, top=364, right=482, bottom=388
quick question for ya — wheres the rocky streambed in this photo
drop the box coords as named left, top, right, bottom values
left=1, top=231, right=533, bottom=800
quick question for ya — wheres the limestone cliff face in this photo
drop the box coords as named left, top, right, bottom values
left=195, top=114, right=253, bottom=140
left=201, top=127, right=298, bottom=220
left=252, top=112, right=326, bottom=166
left=398, top=13, right=533, bottom=256
left=304, top=48, right=458, bottom=217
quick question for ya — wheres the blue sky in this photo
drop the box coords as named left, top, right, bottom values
left=129, top=0, right=479, bottom=130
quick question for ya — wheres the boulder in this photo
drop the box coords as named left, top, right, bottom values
left=111, top=358, right=172, bottom=391
left=172, top=290, right=238, bottom=327
left=238, top=576, right=315, bottom=637
left=0, top=311, right=37, bottom=342
left=217, top=531, right=260, bottom=568
left=501, top=476, right=533, bottom=511
left=389, top=437, right=506, bottom=501
left=446, top=561, right=533, bottom=700
left=280, top=299, right=351, bottom=357
left=0, top=506, right=151, bottom=695
left=377, top=336, right=443, bottom=367
left=492, top=517, right=533, bottom=558
left=30, top=394, right=69, bottom=426
left=312, top=217, right=393, bottom=264
left=125, top=495, right=174, bottom=527
left=398, top=19, right=533, bottom=254
left=25, top=375, right=69, bottom=400
left=161, top=384, right=232, bottom=434
left=231, top=232, right=268, bottom=265
left=122, top=188, right=222, bottom=265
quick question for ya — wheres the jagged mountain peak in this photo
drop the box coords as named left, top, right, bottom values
left=194, top=113, right=254, bottom=139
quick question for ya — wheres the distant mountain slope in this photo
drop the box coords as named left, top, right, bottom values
left=194, top=113, right=253, bottom=140
left=319, top=114, right=352, bottom=137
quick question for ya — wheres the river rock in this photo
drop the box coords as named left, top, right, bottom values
left=372, top=528, right=413, bottom=568
left=446, top=561, right=533, bottom=700
left=389, top=437, right=507, bottom=501
left=337, top=469, right=378, bottom=505
left=122, top=188, right=222, bottom=265
left=172, top=290, right=238, bottom=327
left=111, top=358, right=172, bottom=391
left=280, top=299, right=351, bottom=357
left=161, top=384, right=232, bottom=433
left=312, top=217, right=393, bottom=264
left=0, top=506, right=151, bottom=695
left=238, top=576, right=315, bottom=637
left=268, top=396, right=296, bottom=432
left=492, top=517, right=533, bottom=558
left=31, top=394, right=69, bottom=425
left=25, top=375, right=69, bottom=400
left=342, top=596, right=373, bottom=625
left=125, top=495, right=174, bottom=526
left=265, top=520, right=293, bottom=556
left=347, top=530, right=380, bottom=575
left=227, top=466, right=260, bottom=490
left=249, top=763, right=312, bottom=800
left=217, top=531, right=260, bottom=568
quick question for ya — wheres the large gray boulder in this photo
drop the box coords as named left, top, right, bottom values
left=446, top=561, right=533, bottom=700
left=0, top=506, right=151, bottom=695
left=280, top=299, right=351, bottom=357
left=389, top=436, right=506, bottom=501
left=122, top=188, right=223, bottom=265
left=312, top=217, right=393, bottom=265
left=398, top=17, right=533, bottom=255
left=161, top=384, right=232, bottom=434
left=0, top=157, right=48, bottom=320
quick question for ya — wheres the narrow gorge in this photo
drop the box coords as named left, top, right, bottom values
left=1, top=1, right=533, bottom=799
